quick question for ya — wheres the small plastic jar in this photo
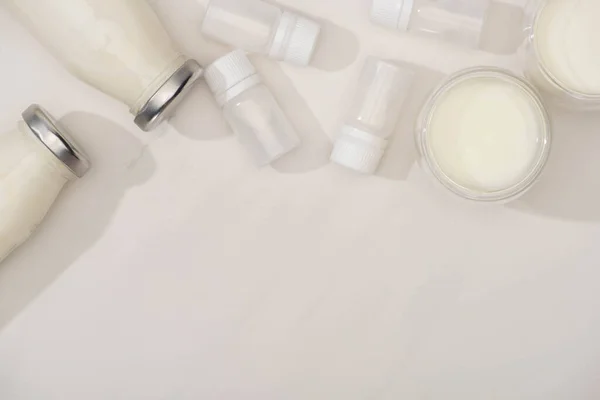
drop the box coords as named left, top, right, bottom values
left=371, top=0, right=491, bottom=49
left=6, top=0, right=203, bottom=131
left=416, top=68, right=551, bottom=203
left=204, top=50, right=300, bottom=166
left=201, top=0, right=321, bottom=66
left=523, top=0, right=600, bottom=109
left=331, top=58, right=414, bottom=174
left=0, top=105, right=89, bottom=263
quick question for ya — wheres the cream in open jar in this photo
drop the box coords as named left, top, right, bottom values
left=526, top=0, right=600, bottom=107
left=417, top=68, right=551, bottom=202
left=0, top=105, right=89, bottom=263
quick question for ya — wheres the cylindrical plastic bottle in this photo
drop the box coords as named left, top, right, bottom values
left=201, top=0, right=321, bottom=66
left=0, top=105, right=89, bottom=263
left=416, top=68, right=551, bottom=203
left=331, top=58, right=414, bottom=174
left=371, top=0, right=491, bottom=48
left=5, top=0, right=203, bottom=131
left=523, top=0, right=600, bottom=109
left=204, top=50, right=300, bottom=166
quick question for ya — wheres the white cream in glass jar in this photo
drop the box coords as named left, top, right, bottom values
left=4, top=0, right=203, bottom=130
left=0, top=105, right=89, bottom=263
left=417, top=68, right=551, bottom=203
left=525, top=0, right=600, bottom=108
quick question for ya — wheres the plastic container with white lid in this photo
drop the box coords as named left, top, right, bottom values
left=371, top=0, right=491, bottom=49
left=5, top=0, right=203, bottom=131
left=331, top=58, right=415, bottom=174
left=201, top=0, right=321, bottom=66
left=523, top=0, right=600, bottom=109
left=0, top=105, right=89, bottom=263
left=204, top=50, right=300, bottom=166
left=417, top=68, right=551, bottom=203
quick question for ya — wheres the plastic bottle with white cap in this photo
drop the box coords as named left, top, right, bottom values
left=204, top=50, right=300, bottom=166
left=0, top=105, right=90, bottom=263
left=5, top=0, right=203, bottom=131
left=370, top=0, right=491, bottom=49
left=331, top=58, right=414, bottom=174
left=201, top=0, right=321, bottom=66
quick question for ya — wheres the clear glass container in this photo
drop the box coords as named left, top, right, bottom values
left=331, top=58, right=415, bottom=174
left=523, top=0, right=600, bottom=110
left=201, top=0, right=321, bottom=66
left=371, top=0, right=491, bottom=48
left=204, top=50, right=300, bottom=166
left=0, top=105, right=89, bottom=263
left=5, top=0, right=203, bottom=131
left=416, top=68, right=551, bottom=203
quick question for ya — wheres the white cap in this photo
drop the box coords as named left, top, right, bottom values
left=204, top=50, right=262, bottom=107
left=269, top=11, right=321, bottom=66
left=370, top=0, right=414, bottom=31
left=330, top=126, right=389, bottom=174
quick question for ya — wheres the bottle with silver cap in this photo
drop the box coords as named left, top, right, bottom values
left=201, top=0, right=321, bottom=66
left=0, top=105, right=90, bottom=263
left=370, top=0, right=491, bottom=49
left=204, top=50, right=300, bottom=166
left=4, top=0, right=203, bottom=131
left=331, top=58, right=414, bottom=174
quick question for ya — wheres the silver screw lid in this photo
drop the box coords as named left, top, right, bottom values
left=22, top=104, right=90, bottom=178
left=134, top=59, right=203, bottom=132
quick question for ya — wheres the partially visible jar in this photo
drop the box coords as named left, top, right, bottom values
left=4, top=0, right=203, bottom=131
left=523, top=0, right=600, bottom=110
left=204, top=50, right=300, bottom=166
left=201, top=0, right=321, bottom=66
left=416, top=68, right=551, bottom=203
left=371, top=0, right=491, bottom=49
left=0, top=105, right=89, bottom=263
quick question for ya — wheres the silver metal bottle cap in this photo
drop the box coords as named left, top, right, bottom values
left=134, top=59, right=203, bottom=132
left=22, top=105, right=90, bottom=178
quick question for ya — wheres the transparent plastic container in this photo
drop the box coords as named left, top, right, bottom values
left=371, top=0, right=491, bottom=48
left=204, top=50, right=300, bottom=166
left=331, top=58, right=414, bottom=174
left=0, top=105, right=89, bottom=263
left=523, top=0, right=600, bottom=110
left=201, top=0, right=321, bottom=66
left=416, top=68, right=551, bottom=203
left=5, top=0, right=203, bottom=131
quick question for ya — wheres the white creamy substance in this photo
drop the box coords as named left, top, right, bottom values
left=5, top=0, right=182, bottom=111
left=427, top=76, right=545, bottom=193
left=0, top=124, right=73, bottom=263
left=534, top=0, right=600, bottom=95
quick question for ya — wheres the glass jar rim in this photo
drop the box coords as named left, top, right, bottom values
left=417, top=67, right=552, bottom=203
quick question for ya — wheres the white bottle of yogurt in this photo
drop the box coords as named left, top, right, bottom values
left=5, top=0, right=203, bottom=131
left=0, top=105, right=89, bottom=263
left=524, top=0, right=600, bottom=109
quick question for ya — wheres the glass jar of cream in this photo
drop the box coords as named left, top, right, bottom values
left=417, top=68, right=551, bottom=203
left=0, top=105, right=89, bottom=263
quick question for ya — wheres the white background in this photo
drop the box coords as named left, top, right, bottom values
left=1, top=0, right=600, bottom=399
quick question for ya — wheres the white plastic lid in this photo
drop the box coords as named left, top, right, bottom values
left=370, top=0, right=414, bottom=31
left=330, top=126, right=389, bottom=174
left=269, top=11, right=321, bottom=66
left=204, top=50, right=262, bottom=107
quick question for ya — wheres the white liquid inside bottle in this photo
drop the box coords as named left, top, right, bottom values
left=0, top=106, right=89, bottom=263
left=5, top=0, right=203, bottom=130
left=525, top=0, right=600, bottom=108
left=418, top=69, right=551, bottom=202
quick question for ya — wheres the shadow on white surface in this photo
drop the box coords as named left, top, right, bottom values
left=0, top=112, right=156, bottom=332
left=480, top=1, right=526, bottom=55
left=511, top=107, right=600, bottom=222
left=377, top=66, right=446, bottom=181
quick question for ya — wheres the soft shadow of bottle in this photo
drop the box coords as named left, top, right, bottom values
left=376, top=66, right=446, bottom=181
left=0, top=112, right=156, bottom=331
left=510, top=107, right=600, bottom=221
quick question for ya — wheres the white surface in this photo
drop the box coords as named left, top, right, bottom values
left=1, top=0, right=600, bottom=399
